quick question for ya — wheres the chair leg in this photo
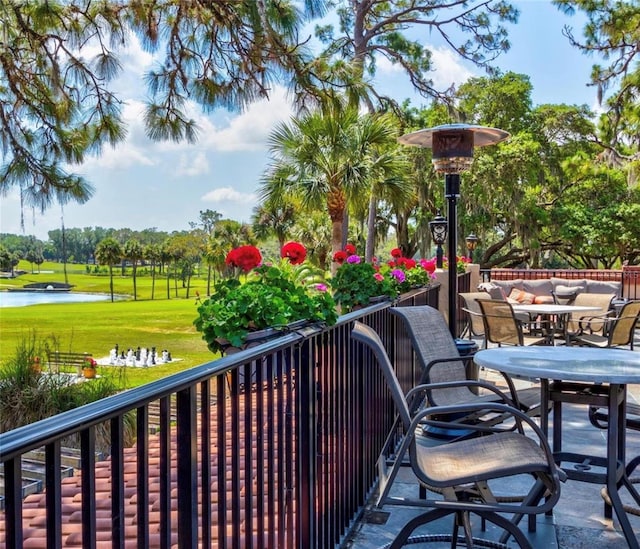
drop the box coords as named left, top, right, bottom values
left=476, top=510, right=533, bottom=549
left=388, top=508, right=452, bottom=549
left=460, top=510, right=474, bottom=548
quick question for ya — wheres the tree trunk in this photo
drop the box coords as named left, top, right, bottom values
left=109, top=265, right=114, bottom=302
left=330, top=218, right=343, bottom=275
left=365, top=194, right=377, bottom=262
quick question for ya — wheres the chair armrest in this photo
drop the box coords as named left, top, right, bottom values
left=578, top=311, right=615, bottom=334
left=406, top=379, right=517, bottom=409
left=424, top=355, right=473, bottom=374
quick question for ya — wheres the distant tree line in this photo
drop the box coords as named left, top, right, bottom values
left=1, top=2, right=638, bottom=275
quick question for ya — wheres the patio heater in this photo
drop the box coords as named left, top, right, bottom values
left=429, top=211, right=448, bottom=269
left=398, top=123, right=509, bottom=336
left=465, top=233, right=479, bottom=262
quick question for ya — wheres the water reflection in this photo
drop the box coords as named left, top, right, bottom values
left=0, top=291, right=115, bottom=308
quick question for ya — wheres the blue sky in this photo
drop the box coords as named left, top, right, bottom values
left=1, top=1, right=598, bottom=241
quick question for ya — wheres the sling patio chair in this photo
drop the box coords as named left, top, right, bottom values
left=391, top=305, right=542, bottom=420
left=459, top=292, right=490, bottom=349
left=569, top=300, right=640, bottom=350
left=351, top=321, right=564, bottom=549
left=477, top=299, right=550, bottom=347
left=589, top=399, right=640, bottom=518
left=562, top=292, right=616, bottom=341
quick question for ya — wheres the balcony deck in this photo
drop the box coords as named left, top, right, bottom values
left=346, top=344, right=640, bottom=548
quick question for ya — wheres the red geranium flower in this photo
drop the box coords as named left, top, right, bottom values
left=390, top=247, right=402, bottom=258
left=398, top=257, right=416, bottom=269
left=344, top=243, right=356, bottom=255
left=421, top=258, right=437, bottom=274
left=281, top=241, right=307, bottom=265
left=226, top=245, right=262, bottom=272
left=333, top=250, right=348, bottom=264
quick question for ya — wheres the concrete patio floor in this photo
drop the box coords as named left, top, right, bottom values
left=345, top=342, right=640, bottom=548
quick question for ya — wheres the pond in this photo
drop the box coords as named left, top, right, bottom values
left=0, top=291, right=114, bottom=308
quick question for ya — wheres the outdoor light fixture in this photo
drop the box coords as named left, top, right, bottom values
left=429, top=211, right=448, bottom=269
left=398, top=123, right=509, bottom=336
left=465, top=233, right=479, bottom=262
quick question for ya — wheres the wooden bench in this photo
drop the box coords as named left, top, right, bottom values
left=46, top=351, right=93, bottom=375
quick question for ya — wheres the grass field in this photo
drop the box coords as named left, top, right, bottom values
left=0, top=261, right=220, bottom=387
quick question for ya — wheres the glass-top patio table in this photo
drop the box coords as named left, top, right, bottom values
left=474, top=346, right=640, bottom=548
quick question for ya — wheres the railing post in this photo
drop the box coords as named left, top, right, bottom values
left=296, top=337, right=316, bottom=547
left=176, top=386, right=198, bottom=549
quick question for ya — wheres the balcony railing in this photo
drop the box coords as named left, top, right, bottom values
left=0, top=285, right=439, bottom=549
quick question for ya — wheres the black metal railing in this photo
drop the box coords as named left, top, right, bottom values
left=0, top=286, right=438, bottom=549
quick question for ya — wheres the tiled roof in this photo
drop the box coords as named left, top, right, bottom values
left=0, top=393, right=278, bottom=548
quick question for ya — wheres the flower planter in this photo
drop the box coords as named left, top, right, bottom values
left=83, top=367, right=97, bottom=379
left=30, top=357, right=42, bottom=374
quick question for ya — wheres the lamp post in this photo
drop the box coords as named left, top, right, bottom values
left=429, top=212, right=448, bottom=268
left=398, top=124, right=509, bottom=336
left=465, top=233, right=479, bottom=262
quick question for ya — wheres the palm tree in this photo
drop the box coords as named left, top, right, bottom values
left=144, top=243, right=162, bottom=300
left=123, top=239, right=144, bottom=301
left=260, top=99, right=408, bottom=271
left=95, top=238, right=122, bottom=302
left=252, top=202, right=297, bottom=248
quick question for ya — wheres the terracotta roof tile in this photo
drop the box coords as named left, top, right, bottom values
left=1, top=395, right=287, bottom=548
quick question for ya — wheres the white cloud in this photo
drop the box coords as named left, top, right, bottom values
left=202, top=187, right=257, bottom=204
left=203, top=87, right=294, bottom=152
left=375, top=46, right=476, bottom=97
left=376, top=55, right=405, bottom=74
left=174, top=152, right=210, bottom=177
left=429, top=47, right=475, bottom=90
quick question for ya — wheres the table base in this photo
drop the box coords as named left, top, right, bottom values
left=543, top=379, right=640, bottom=549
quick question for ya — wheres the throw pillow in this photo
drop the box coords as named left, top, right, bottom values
left=533, top=295, right=554, bottom=304
left=508, top=288, right=536, bottom=304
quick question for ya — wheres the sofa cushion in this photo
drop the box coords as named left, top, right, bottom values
left=522, top=279, right=554, bottom=296
left=477, top=282, right=506, bottom=300
left=508, top=288, right=536, bottom=304
left=586, top=280, right=621, bottom=297
left=554, top=284, right=584, bottom=297
left=550, top=277, right=589, bottom=290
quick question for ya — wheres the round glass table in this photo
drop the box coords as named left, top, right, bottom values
left=474, top=346, right=640, bottom=548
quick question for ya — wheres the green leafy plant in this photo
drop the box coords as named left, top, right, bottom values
left=330, top=245, right=397, bottom=313
left=194, top=243, right=337, bottom=353
left=385, top=248, right=437, bottom=293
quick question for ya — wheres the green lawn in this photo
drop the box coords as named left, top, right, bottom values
left=1, top=261, right=219, bottom=387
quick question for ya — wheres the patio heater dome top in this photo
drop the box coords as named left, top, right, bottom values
left=397, top=123, right=510, bottom=149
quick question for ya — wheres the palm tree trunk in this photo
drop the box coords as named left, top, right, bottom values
left=132, top=265, right=137, bottom=301
left=330, top=219, right=343, bottom=275
left=151, top=263, right=156, bottom=300
left=365, top=194, right=377, bottom=262
left=109, top=265, right=114, bottom=302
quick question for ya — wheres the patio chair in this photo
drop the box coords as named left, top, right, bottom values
left=563, top=292, right=616, bottom=339
left=589, top=399, right=640, bottom=518
left=459, top=292, right=489, bottom=348
left=478, top=299, right=550, bottom=347
left=351, top=321, right=563, bottom=549
left=569, top=300, right=640, bottom=349
left=391, top=305, right=541, bottom=417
